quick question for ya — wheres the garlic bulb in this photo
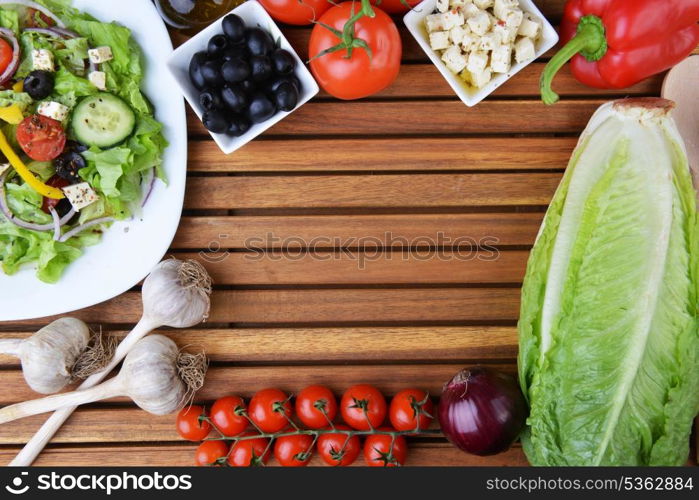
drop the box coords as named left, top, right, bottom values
left=0, top=318, right=90, bottom=394
left=0, top=335, right=207, bottom=424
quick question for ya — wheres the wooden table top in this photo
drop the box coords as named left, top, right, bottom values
left=0, top=0, right=696, bottom=467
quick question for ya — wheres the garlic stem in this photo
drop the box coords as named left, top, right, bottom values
left=0, top=339, right=22, bottom=356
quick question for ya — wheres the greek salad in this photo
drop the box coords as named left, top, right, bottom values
left=0, top=0, right=167, bottom=283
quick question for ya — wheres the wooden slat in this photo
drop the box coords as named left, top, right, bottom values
left=0, top=442, right=529, bottom=466
left=187, top=136, right=576, bottom=172
left=187, top=100, right=603, bottom=136
left=184, top=174, right=560, bottom=210
left=4, top=288, right=522, bottom=327
left=0, top=326, right=518, bottom=365
left=172, top=213, right=544, bottom=249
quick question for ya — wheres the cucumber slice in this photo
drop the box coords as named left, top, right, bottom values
left=71, top=93, right=135, bottom=148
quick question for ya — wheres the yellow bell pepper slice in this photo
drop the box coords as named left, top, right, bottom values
left=12, top=81, right=23, bottom=93
left=0, top=104, right=25, bottom=125
left=0, top=130, right=64, bottom=199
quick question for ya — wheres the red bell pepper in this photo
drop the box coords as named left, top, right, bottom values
left=540, top=0, right=699, bottom=105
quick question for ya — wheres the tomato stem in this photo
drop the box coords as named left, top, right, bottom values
left=309, top=0, right=375, bottom=63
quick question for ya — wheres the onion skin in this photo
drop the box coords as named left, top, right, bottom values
left=438, top=367, right=528, bottom=456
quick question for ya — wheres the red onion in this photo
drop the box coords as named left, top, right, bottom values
left=48, top=205, right=60, bottom=240
left=438, top=367, right=527, bottom=456
left=0, top=0, right=66, bottom=28
left=58, top=216, right=113, bottom=243
left=0, top=172, right=76, bottom=231
left=24, top=27, right=74, bottom=39
left=47, top=27, right=78, bottom=39
left=140, top=168, right=156, bottom=208
left=0, top=28, right=19, bottom=84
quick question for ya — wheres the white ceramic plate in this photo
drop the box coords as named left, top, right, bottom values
left=0, top=0, right=187, bottom=321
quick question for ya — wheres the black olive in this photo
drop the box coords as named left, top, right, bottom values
left=227, top=115, right=251, bottom=137
left=202, top=109, right=229, bottom=134
left=222, top=14, right=245, bottom=43
left=54, top=198, right=77, bottom=219
left=65, top=140, right=88, bottom=154
left=201, top=60, right=224, bottom=87
left=207, top=34, right=229, bottom=57
left=267, top=74, right=301, bottom=94
left=222, top=45, right=247, bottom=62
left=271, top=49, right=296, bottom=75
left=189, top=51, right=209, bottom=90
left=240, top=79, right=256, bottom=93
left=221, top=84, right=248, bottom=113
left=250, top=55, right=273, bottom=82
left=221, top=58, right=250, bottom=83
left=247, top=93, right=276, bottom=124
left=199, top=88, right=223, bottom=111
left=245, top=27, right=274, bottom=57
left=24, top=70, right=55, bottom=100
left=273, top=82, right=299, bottom=112
left=54, top=151, right=86, bottom=184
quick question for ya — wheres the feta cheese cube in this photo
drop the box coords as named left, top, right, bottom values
left=442, top=46, right=468, bottom=74
left=37, top=101, right=69, bottom=122
left=514, top=36, right=536, bottom=63
left=468, top=67, right=492, bottom=88
left=442, top=9, right=465, bottom=30
left=88, top=46, right=113, bottom=64
left=449, top=25, right=467, bottom=45
left=429, top=31, right=450, bottom=51
left=461, top=3, right=480, bottom=18
left=491, top=44, right=512, bottom=73
left=494, top=0, right=518, bottom=19
left=518, top=14, right=541, bottom=38
left=0, top=163, right=9, bottom=176
left=467, top=50, right=488, bottom=72
left=473, top=0, right=493, bottom=8
left=460, top=33, right=479, bottom=52
left=61, top=183, right=99, bottom=211
left=493, top=23, right=518, bottom=44
left=478, top=32, right=502, bottom=51
left=425, top=13, right=444, bottom=32
left=88, top=70, right=107, bottom=90
left=436, top=0, right=450, bottom=13
left=467, top=10, right=490, bottom=35
left=503, top=8, right=524, bottom=30
left=450, top=0, right=471, bottom=7
left=31, top=49, right=54, bottom=72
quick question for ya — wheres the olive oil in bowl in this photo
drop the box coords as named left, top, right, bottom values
left=154, top=0, right=243, bottom=32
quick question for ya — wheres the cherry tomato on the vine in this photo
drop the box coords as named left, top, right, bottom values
left=176, top=405, right=211, bottom=442
left=316, top=425, right=361, bottom=466
left=308, top=2, right=401, bottom=100
left=210, top=396, right=248, bottom=437
left=340, top=384, right=387, bottom=430
left=258, top=0, right=332, bottom=25
left=227, top=434, right=271, bottom=466
left=295, top=385, right=337, bottom=429
left=363, top=431, right=408, bottom=467
left=389, top=388, right=434, bottom=432
left=194, top=440, right=228, bottom=466
left=370, top=0, right=421, bottom=13
left=248, top=388, right=292, bottom=433
left=274, top=433, right=314, bottom=467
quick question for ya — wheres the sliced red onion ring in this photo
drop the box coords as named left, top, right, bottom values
left=24, top=27, right=74, bottom=39
left=140, top=168, right=156, bottom=208
left=48, top=205, right=60, bottom=240
left=0, top=0, right=66, bottom=28
left=58, top=216, right=113, bottom=243
left=0, top=171, right=76, bottom=232
left=48, top=27, right=78, bottom=38
left=0, top=28, right=19, bottom=84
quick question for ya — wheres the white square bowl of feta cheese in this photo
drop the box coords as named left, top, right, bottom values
left=405, top=0, right=558, bottom=107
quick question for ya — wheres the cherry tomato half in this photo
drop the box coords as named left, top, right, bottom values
left=340, top=384, right=387, bottom=430
left=210, top=396, right=248, bottom=437
left=389, top=388, right=434, bottom=432
left=176, top=405, right=211, bottom=442
left=316, top=425, right=361, bottom=466
left=248, top=388, right=292, bottom=433
left=40, top=175, right=69, bottom=214
left=295, top=385, right=338, bottom=429
left=258, top=0, right=331, bottom=25
left=195, top=440, right=228, bottom=466
left=0, top=38, right=13, bottom=76
left=274, top=433, right=314, bottom=467
left=370, top=0, right=421, bottom=14
left=16, top=114, right=67, bottom=162
left=363, top=431, right=408, bottom=467
left=227, top=434, right=271, bottom=466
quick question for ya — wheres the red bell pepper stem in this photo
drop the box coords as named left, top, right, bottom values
left=540, top=15, right=608, bottom=105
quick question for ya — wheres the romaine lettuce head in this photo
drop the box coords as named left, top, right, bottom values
left=518, top=98, right=699, bottom=466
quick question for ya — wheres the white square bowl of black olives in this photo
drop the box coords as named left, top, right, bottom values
left=166, top=0, right=319, bottom=154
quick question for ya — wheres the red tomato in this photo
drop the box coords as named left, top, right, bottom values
left=227, top=434, right=271, bottom=466
left=176, top=405, right=211, bottom=442
left=316, top=425, right=361, bottom=466
left=258, top=0, right=331, bottom=25
left=248, top=388, right=292, bottom=433
left=363, top=431, right=408, bottom=466
left=16, top=115, right=67, bottom=162
left=210, top=396, right=248, bottom=437
left=40, top=175, right=70, bottom=214
left=27, top=8, right=56, bottom=28
left=274, top=433, right=314, bottom=467
left=0, top=39, right=13, bottom=76
left=295, top=385, right=338, bottom=429
left=309, top=3, right=401, bottom=100
left=194, top=440, right=228, bottom=466
left=340, top=384, right=387, bottom=430
left=370, top=0, right=421, bottom=13
left=389, top=388, right=434, bottom=432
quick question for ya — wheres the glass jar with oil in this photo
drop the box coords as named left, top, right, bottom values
left=154, top=0, right=244, bottom=33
